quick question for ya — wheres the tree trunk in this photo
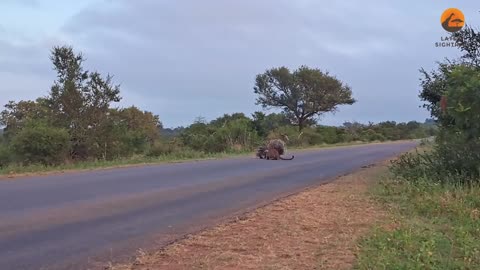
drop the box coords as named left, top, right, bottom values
left=298, top=118, right=305, bottom=132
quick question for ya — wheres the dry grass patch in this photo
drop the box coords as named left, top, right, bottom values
left=110, top=162, right=388, bottom=270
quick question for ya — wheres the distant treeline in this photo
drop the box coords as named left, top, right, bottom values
left=0, top=46, right=435, bottom=168
left=163, top=113, right=435, bottom=154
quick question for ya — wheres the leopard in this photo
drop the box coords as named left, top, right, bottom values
left=265, top=147, right=294, bottom=160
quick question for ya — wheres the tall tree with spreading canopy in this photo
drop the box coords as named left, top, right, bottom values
left=0, top=45, right=163, bottom=165
left=254, top=65, right=355, bottom=131
left=44, top=45, right=122, bottom=159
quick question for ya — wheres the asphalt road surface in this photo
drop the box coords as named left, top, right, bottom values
left=0, top=141, right=417, bottom=270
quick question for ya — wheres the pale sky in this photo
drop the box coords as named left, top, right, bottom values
left=1, top=1, right=478, bottom=127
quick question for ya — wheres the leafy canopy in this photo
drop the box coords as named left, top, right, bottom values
left=254, top=65, right=355, bottom=131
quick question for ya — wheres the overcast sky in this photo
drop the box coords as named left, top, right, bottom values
left=1, top=1, right=478, bottom=128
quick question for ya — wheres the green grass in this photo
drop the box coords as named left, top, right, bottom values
left=0, top=140, right=405, bottom=177
left=355, top=174, right=480, bottom=269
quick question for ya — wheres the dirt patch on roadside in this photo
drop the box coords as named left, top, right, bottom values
left=110, top=162, right=389, bottom=270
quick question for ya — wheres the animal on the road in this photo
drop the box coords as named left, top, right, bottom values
left=266, top=138, right=287, bottom=155
left=256, top=136, right=294, bottom=160
left=256, top=139, right=286, bottom=159
left=256, top=146, right=268, bottom=159
left=267, top=133, right=290, bottom=153
left=265, top=148, right=294, bottom=160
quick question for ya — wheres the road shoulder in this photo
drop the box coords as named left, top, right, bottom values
left=109, top=160, right=389, bottom=270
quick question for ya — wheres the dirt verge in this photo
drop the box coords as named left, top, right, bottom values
left=109, top=160, right=389, bottom=270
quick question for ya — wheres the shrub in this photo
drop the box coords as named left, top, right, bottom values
left=10, top=121, right=70, bottom=166
left=315, top=126, right=342, bottom=144
left=300, top=128, right=324, bottom=145
left=391, top=65, right=480, bottom=186
left=215, top=118, right=258, bottom=152
left=147, top=142, right=178, bottom=157
left=0, top=144, right=11, bottom=167
left=360, top=129, right=385, bottom=142
left=390, top=138, right=480, bottom=186
left=390, top=150, right=430, bottom=183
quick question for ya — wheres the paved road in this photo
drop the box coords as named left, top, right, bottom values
left=0, top=141, right=417, bottom=269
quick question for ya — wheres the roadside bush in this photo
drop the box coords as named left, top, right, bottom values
left=315, top=126, right=343, bottom=144
left=390, top=150, right=431, bottom=183
left=214, top=118, right=258, bottom=152
left=434, top=132, right=480, bottom=183
left=392, top=64, right=480, bottom=186
left=90, top=130, right=149, bottom=161
left=300, top=128, right=324, bottom=145
left=390, top=137, right=480, bottom=185
left=360, top=129, right=385, bottom=142
left=273, top=125, right=344, bottom=147
left=0, top=144, right=11, bottom=167
left=10, top=121, right=70, bottom=166
left=147, top=141, right=180, bottom=157
left=122, top=130, right=151, bottom=155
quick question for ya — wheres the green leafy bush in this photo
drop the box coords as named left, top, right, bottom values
left=360, top=129, right=385, bottom=142
left=0, top=144, right=11, bottom=168
left=10, top=121, right=70, bottom=166
left=315, top=126, right=344, bottom=144
left=390, top=137, right=480, bottom=185
left=146, top=141, right=185, bottom=157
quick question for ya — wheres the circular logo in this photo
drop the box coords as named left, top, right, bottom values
left=441, top=8, right=465, bottom=32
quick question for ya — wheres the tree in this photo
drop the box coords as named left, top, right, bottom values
left=419, top=60, right=459, bottom=120
left=254, top=65, right=355, bottom=131
left=115, top=106, right=161, bottom=142
left=44, top=45, right=121, bottom=159
left=251, top=111, right=291, bottom=137
left=210, top=113, right=250, bottom=128
left=315, top=125, right=344, bottom=144
left=0, top=140, right=10, bottom=168
left=443, top=65, right=480, bottom=138
left=342, top=121, right=365, bottom=141
left=406, top=121, right=421, bottom=131
left=161, top=127, right=185, bottom=139
left=179, top=121, right=214, bottom=152
left=215, top=117, right=258, bottom=151
left=430, top=65, right=480, bottom=180
left=419, top=26, right=480, bottom=122
left=1, top=45, right=166, bottom=164
left=0, top=99, right=51, bottom=140
left=451, top=25, right=480, bottom=67
left=416, top=26, right=480, bottom=182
